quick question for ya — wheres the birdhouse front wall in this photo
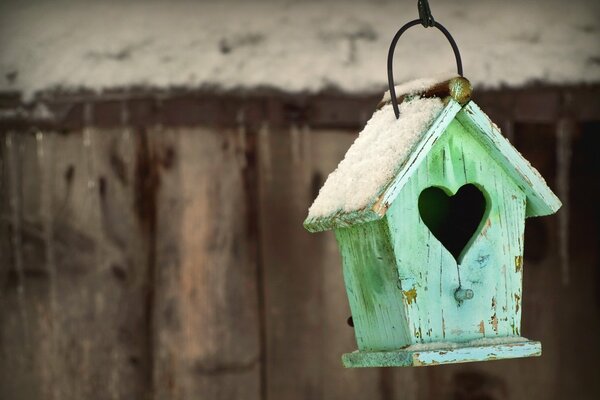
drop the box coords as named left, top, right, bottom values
left=386, top=118, right=526, bottom=345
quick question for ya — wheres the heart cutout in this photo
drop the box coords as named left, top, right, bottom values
left=418, top=184, right=487, bottom=262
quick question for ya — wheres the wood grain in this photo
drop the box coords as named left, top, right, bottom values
left=152, top=127, right=261, bottom=400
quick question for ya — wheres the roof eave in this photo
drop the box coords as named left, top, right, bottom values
left=303, top=209, right=381, bottom=233
left=455, top=102, right=562, bottom=217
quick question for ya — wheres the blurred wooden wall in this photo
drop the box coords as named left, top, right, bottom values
left=0, top=86, right=599, bottom=400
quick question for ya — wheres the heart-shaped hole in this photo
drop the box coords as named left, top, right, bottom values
left=418, top=184, right=487, bottom=262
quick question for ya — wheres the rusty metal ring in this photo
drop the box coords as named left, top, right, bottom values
left=387, top=19, right=463, bottom=119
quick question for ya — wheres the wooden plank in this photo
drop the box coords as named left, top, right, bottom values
left=0, top=126, right=151, bottom=399
left=258, top=123, right=327, bottom=400
left=343, top=340, right=541, bottom=368
left=555, top=118, right=574, bottom=285
left=0, top=133, right=8, bottom=306
left=553, top=121, right=600, bottom=399
left=0, top=130, right=39, bottom=399
left=151, top=126, right=261, bottom=400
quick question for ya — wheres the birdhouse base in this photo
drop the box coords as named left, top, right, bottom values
left=342, top=339, right=541, bottom=368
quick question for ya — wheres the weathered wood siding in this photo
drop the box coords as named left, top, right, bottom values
left=0, top=86, right=599, bottom=399
left=151, top=127, right=261, bottom=400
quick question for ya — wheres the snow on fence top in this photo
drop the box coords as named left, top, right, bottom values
left=0, top=0, right=598, bottom=99
left=307, top=85, right=444, bottom=219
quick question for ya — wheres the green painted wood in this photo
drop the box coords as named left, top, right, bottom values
left=456, top=102, right=562, bottom=217
left=385, top=119, right=527, bottom=346
left=334, top=219, right=411, bottom=351
left=342, top=340, right=541, bottom=368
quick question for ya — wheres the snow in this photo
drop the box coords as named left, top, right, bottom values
left=0, top=0, right=599, bottom=99
left=307, top=93, right=444, bottom=219
left=403, top=336, right=528, bottom=351
left=380, top=73, right=459, bottom=103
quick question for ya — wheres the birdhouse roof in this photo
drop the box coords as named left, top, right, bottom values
left=304, top=77, right=561, bottom=233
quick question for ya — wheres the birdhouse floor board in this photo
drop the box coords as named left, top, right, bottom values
left=341, top=339, right=541, bottom=368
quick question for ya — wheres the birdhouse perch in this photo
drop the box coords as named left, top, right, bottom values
left=303, top=76, right=561, bottom=368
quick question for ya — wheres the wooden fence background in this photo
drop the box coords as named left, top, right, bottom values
left=1, top=86, right=599, bottom=399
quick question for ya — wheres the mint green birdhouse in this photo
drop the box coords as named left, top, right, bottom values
left=303, top=76, right=561, bottom=368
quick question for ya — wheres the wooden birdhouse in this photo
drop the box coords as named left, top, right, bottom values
left=303, top=76, right=561, bottom=368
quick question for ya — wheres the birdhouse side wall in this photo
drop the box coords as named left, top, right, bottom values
left=385, top=119, right=526, bottom=345
left=334, top=219, right=412, bottom=351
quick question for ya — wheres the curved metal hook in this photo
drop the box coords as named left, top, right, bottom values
left=387, top=19, right=463, bottom=119
left=418, top=0, right=435, bottom=27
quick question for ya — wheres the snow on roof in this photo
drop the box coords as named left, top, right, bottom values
left=0, top=0, right=599, bottom=99
left=380, top=73, right=459, bottom=104
left=307, top=93, right=444, bottom=220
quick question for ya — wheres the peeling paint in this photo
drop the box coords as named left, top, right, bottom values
left=514, top=293, right=521, bottom=313
left=481, top=219, right=492, bottom=237
left=490, top=313, right=499, bottom=332
left=403, top=288, right=417, bottom=305
left=478, top=320, right=486, bottom=335
left=515, top=255, right=523, bottom=273
left=413, top=355, right=423, bottom=367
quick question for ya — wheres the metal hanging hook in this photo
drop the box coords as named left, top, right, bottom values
left=387, top=1, right=463, bottom=119
left=418, top=0, right=435, bottom=27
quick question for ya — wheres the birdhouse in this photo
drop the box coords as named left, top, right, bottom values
left=303, top=76, right=561, bottom=368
